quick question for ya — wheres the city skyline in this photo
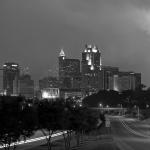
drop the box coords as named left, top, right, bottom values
left=0, top=45, right=143, bottom=90
left=0, top=0, right=150, bottom=86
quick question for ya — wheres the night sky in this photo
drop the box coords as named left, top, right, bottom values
left=0, top=0, right=150, bottom=86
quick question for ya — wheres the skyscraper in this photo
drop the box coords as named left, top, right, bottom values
left=58, top=49, right=81, bottom=89
left=81, top=45, right=102, bottom=94
left=18, top=74, right=34, bottom=98
left=3, top=62, right=20, bottom=95
left=118, top=72, right=141, bottom=91
left=82, top=44, right=102, bottom=73
left=102, top=66, right=119, bottom=90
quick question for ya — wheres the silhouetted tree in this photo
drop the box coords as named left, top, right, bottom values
left=0, top=96, right=36, bottom=150
left=38, top=100, right=65, bottom=150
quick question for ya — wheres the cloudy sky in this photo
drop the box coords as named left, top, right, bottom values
left=1, top=0, right=150, bottom=86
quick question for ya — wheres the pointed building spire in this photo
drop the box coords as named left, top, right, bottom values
left=59, top=48, right=65, bottom=57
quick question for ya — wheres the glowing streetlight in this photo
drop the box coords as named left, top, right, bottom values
left=99, top=103, right=103, bottom=107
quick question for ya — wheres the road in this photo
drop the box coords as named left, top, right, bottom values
left=110, top=116, right=150, bottom=150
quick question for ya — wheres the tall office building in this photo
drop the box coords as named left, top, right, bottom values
left=101, top=66, right=119, bottom=90
left=3, top=62, right=20, bottom=95
left=82, top=44, right=102, bottom=73
left=58, top=49, right=81, bottom=89
left=118, top=72, right=141, bottom=91
left=18, top=74, right=34, bottom=98
left=81, top=45, right=102, bottom=94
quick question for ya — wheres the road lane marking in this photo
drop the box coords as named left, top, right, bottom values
left=119, top=118, right=150, bottom=138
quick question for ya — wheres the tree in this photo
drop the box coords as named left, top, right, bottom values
left=0, top=96, right=36, bottom=150
left=37, top=100, right=64, bottom=150
left=69, top=106, right=99, bottom=148
left=59, top=101, right=74, bottom=150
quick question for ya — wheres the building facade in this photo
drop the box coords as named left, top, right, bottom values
left=3, top=62, right=20, bottom=95
left=58, top=49, right=81, bottom=89
left=101, top=66, right=119, bottom=91
left=18, top=74, right=34, bottom=98
left=81, top=45, right=102, bottom=94
left=118, top=72, right=141, bottom=91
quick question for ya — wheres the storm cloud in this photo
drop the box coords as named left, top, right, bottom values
left=0, top=0, right=150, bottom=86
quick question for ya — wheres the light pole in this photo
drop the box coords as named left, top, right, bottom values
left=99, top=103, right=103, bottom=113
left=137, top=106, right=140, bottom=120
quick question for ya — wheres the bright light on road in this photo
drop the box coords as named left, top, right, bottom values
left=0, top=131, right=67, bottom=149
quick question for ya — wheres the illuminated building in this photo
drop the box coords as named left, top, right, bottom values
left=3, top=62, right=20, bottom=95
left=41, top=88, right=60, bottom=99
left=102, top=66, right=119, bottom=91
left=118, top=72, right=141, bottom=91
left=82, top=44, right=102, bottom=73
left=109, top=75, right=119, bottom=91
left=18, top=74, right=34, bottom=98
left=81, top=45, right=102, bottom=94
left=100, top=67, right=141, bottom=92
left=58, top=49, right=81, bottom=89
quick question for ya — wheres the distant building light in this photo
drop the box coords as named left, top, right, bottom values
left=114, top=86, right=119, bottom=91
left=3, top=90, right=7, bottom=96
left=88, top=60, right=92, bottom=65
left=86, top=54, right=90, bottom=60
left=90, top=65, right=94, bottom=70
left=12, top=64, right=18, bottom=67
left=79, top=104, right=82, bottom=107
left=92, top=48, right=97, bottom=53
left=59, top=49, right=65, bottom=57
left=41, top=88, right=60, bottom=99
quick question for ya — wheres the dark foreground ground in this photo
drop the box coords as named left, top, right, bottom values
left=26, top=124, right=119, bottom=150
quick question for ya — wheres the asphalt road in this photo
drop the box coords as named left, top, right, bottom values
left=110, top=116, right=150, bottom=150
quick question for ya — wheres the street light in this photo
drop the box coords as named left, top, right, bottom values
left=146, top=104, right=149, bottom=109
left=99, top=103, right=103, bottom=108
left=106, top=105, right=109, bottom=108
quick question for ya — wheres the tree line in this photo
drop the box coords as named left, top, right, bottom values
left=83, top=89, right=150, bottom=109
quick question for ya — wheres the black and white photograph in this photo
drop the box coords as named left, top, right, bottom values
left=0, top=0, right=150, bottom=150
